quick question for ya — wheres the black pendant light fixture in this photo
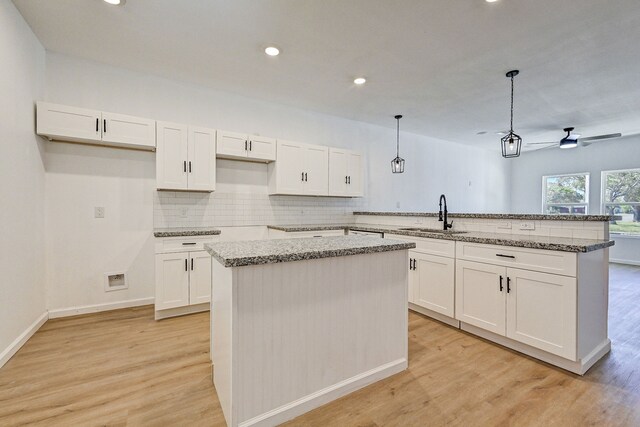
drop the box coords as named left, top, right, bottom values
left=391, top=114, right=405, bottom=173
left=501, top=70, right=522, bottom=158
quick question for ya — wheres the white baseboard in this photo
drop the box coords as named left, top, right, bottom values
left=610, top=259, right=640, bottom=266
left=238, top=358, right=407, bottom=427
left=48, top=297, right=154, bottom=319
left=460, top=323, right=611, bottom=375
left=155, top=303, right=209, bottom=320
left=0, top=311, right=49, bottom=369
left=409, top=303, right=460, bottom=328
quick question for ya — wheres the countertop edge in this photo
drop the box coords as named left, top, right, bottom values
left=153, top=229, right=222, bottom=238
left=205, top=241, right=416, bottom=267
left=353, top=212, right=613, bottom=221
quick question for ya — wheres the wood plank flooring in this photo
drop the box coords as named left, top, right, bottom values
left=1, top=263, right=639, bottom=426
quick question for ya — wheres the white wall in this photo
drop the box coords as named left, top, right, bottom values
left=42, top=52, right=510, bottom=312
left=0, top=1, right=46, bottom=366
left=509, top=136, right=640, bottom=264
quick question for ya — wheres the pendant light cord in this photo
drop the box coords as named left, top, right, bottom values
left=396, top=117, right=400, bottom=157
left=510, top=75, right=514, bottom=133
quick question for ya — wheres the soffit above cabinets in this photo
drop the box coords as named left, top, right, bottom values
left=14, top=0, right=640, bottom=148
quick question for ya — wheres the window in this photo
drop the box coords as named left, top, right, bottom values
left=602, top=169, right=640, bottom=236
left=542, top=173, right=589, bottom=215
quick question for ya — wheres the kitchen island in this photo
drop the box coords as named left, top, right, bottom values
left=205, top=236, right=415, bottom=427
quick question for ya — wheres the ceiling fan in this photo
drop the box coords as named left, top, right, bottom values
left=526, top=127, right=622, bottom=150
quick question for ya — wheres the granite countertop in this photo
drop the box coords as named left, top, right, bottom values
left=267, top=224, right=614, bottom=253
left=353, top=212, right=613, bottom=222
left=204, top=235, right=415, bottom=267
left=153, top=227, right=222, bottom=238
left=267, top=224, right=353, bottom=232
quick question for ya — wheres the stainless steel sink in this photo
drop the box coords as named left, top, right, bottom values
left=398, top=227, right=467, bottom=234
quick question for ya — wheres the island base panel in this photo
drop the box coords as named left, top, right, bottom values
left=212, top=250, right=409, bottom=427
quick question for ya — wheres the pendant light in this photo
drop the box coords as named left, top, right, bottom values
left=501, top=70, right=522, bottom=158
left=391, top=115, right=405, bottom=173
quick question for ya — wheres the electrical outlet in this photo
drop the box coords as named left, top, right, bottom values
left=497, top=222, right=512, bottom=229
left=519, top=221, right=535, bottom=230
left=396, top=201, right=401, bottom=209
left=94, top=207, right=105, bottom=218
left=179, top=207, right=188, bottom=218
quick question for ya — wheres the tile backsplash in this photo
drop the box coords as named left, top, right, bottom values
left=154, top=191, right=366, bottom=228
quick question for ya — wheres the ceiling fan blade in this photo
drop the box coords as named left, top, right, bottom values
left=526, top=141, right=557, bottom=145
left=579, top=133, right=622, bottom=143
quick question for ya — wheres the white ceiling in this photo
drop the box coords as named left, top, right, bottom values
left=13, top=0, right=640, bottom=149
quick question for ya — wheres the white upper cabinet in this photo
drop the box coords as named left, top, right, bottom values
left=36, top=102, right=156, bottom=150
left=268, top=140, right=328, bottom=196
left=304, top=144, right=330, bottom=196
left=36, top=102, right=101, bottom=143
left=188, top=127, right=217, bottom=191
left=216, top=130, right=276, bottom=162
left=156, top=121, right=216, bottom=192
left=101, top=112, right=156, bottom=150
left=328, top=148, right=363, bottom=197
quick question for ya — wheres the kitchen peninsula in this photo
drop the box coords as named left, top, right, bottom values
left=269, top=211, right=615, bottom=376
left=205, top=235, right=415, bottom=427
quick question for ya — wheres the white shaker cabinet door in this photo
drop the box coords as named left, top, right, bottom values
left=303, top=144, right=329, bottom=196
left=347, top=151, right=363, bottom=197
left=101, top=112, right=156, bottom=149
left=156, top=121, right=189, bottom=190
left=189, top=251, right=212, bottom=305
left=155, top=252, right=190, bottom=311
left=506, top=268, right=577, bottom=360
left=274, top=140, right=305, bottom=194
left=247, top=135, right=276, bottom=161
left=36, top=101, right=101, bottom=143
left=217, top=130, right=248, bottom=159
left=188, top=127, right=216, bottom=192
left=455, top=260, right=507, bottom=336
left=413, top=252, right=455, bottom=318
left=328, top=148, right=349, bottom=196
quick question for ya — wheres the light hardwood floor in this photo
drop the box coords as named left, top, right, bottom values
left=1, top=264, right=639, bottom=426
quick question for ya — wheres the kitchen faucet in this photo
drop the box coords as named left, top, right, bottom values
left=438, top=194, right=453, bottom=230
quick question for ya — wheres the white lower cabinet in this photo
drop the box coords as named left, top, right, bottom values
left=155, top=236, right=216, bottom=319
left=189, top=251, right=213, bottom=305
left=409, top=251, right=455, bottom=318
left=505, top=268, right=576, bottom=360
left=455, top=259, right=577, bottom=360
left=155, top=250, right=211, bottom=311
left=455, top=260, right=506, bottom=335
left=155, top=252, right=191, bottom=310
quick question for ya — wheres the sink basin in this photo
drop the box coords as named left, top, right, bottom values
left=398, top=227, right=467, bottom=234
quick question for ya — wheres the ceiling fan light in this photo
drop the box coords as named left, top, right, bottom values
left=559, top=138, right=578, bottom=149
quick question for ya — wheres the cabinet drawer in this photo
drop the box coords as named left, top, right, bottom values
left=385, top=234, right=455, bottom=258
left=456, top=242, right=576, bottom=277
left=156, top=236, right=218, bottom=254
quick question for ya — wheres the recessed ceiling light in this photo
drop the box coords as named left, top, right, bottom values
left=354, top=77, right=366, bottom=85
left=265, top=47, right=280, bottom=56
left=486, top=0, right=499, bottom=3
left=103, top=0, right=124, bottom=5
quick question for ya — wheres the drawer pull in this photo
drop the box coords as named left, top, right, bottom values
left=182, top=242, right=197, bottom=246
left=496, top=254, right=515, bottom=259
